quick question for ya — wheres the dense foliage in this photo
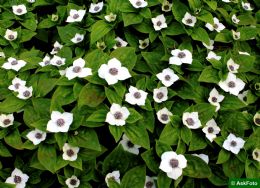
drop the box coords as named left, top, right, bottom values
left=0, top=0, right=259, bottom=187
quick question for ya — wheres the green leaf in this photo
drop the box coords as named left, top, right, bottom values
left=110, top=47, right=137, bottom=70
left=191, top=28, right=210, bottom=45
left=155, top=140, right=172, bottom=157
left=188, top=132, right=207, bottom=151
left=0, top=95, right=27, bottom=113
left=90, top=20, right=113, bottom=44
left=121, top=165, right=146, bottom=188
left=105, top=87, right=122, bottom=105
left=126, top=108, right=143, bottom=124
left=38, top=144, right=57, bottom=173
left=197, top=10, right=214, bottom=25
left=141, top=149, right=159, bottom=173
left=0, top=141, right=12, bottom=157
left=78, top=83, right=106, bottom=108
left=220, top=94, right=247, bottom=111
left=125, top=124, right=150, bottom=149
left=159, top=123, right=179, bottom=146
left=183, top=155, right=212, bottom=178
left=198, top=66, right=219, bottom=84
left=161, top=22, right=186, bottom=36
left=109, top=126, right=125, bottom=142
left=86, top=109, right=107, bottom=122
left=172, top=0, right=189, bottom=22
left=216, top=149, right=231, bottom=164
left=222, top=156, right=244, bottom=178
left=4, top=129, right=23, bottom=150
left=122, top=13, right=143, bottom=27
left=157, top=171, right=172, bottom=188
left=181, top=126, right=192, bottom=144
left=141, top=51, right=164, bottom=74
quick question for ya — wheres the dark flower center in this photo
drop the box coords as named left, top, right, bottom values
left=156, top=92, right=164, bottom=99
left=178, top=52, right=186, bottom=58
left=16, top=8, right=22, bottom=13
left=254, top=151, right=259, bottom=158
left=56, top=118, right=65, bottom=127
left=70, top=179, right=77, bottom=185
left=35, top=133, right=42, bottom=139
left=165, top=75, right=171, bottom=81
left=161, top=114, right=169, bottom=121
left=8, top=35, right=15, bottom=40
left=94, top=6, right=100, bottom=11
left=211, top=96, right=218, bottom=102
left=156, top=21, right=162, bottom=26
left=73, top=14, right=79, bottom=19
left=127, top=141, right=134, bottom=148
left=66, top=149, right=75, bottom=157
left=72, top=66, right=82, bottom=73
left=14, top=175, right=22, bottom=184
left=146, top=181, right=154, bottom=188
left=133, top=92, right=141, bottom=99
left=56, top=60, right=63, bottom=65
left=213, top=24, right=218, bottom=29
left=186, top=118, right=195, bottom=126
left=255, top=118, right=260, bottom=125
left=170, top=159, right=179, bottom=168
left=53, top=47, right=60, bottom=52
left=23, top=90, right=31, bottom=97
left=163, top=5, right=170, bottom=10
left=3, top=119, right=11, bottom=125
left=141, top=42, right=147, bottom=47
left=44, top=60, right=50, bottom=65
left=243, top=5, right=248, bottom=10
left=114, top=112, right=123, bottom=120
left=76, top=37, right=82, bottom=41
left=136, top=1, right=142, bottom=6
left=228, top=81, right=236, bottom=88
left=229, top=65, right=234, bottom=71
left=186, top=18, right=193, bottom=24
left=109, top=68, right=118, bottom=75
left=230, top=140, right=237, bottom=147
left=207, top=127, right=214, bottom=133
left=11, top=60, right=18, bottom=65
left=116, top=41, right=122, bottom=47
left=14, top=83, right=20, bottom=89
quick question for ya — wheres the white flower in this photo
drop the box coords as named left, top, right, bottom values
left=232, top=30, right=240, bottom=40
left=156, top=68, right=179, bottom=87
left=223, top=133, right=245, bottom=154
left=105, top=104, right=130, bottom=126
left=120, top=134, right=141, bottom=155
left=105, top=171, right=120, bottom=186
left=208, top=88, right=225, bottom=111
left=113, top=37, right=128, bottom=49
left=12, top=4, right=27, bottom=15
left=8, top=77, right=26, bottom=92
left=0, top=114, right=14, bottom=128
left=105, top=13, right=117, bottom=22
left=0, top=51, right=5, bottom=58
left=153, top=87, right=168, bottom=103
left=65, top=175, right=80, bottom=188
left=65, top=58, right=92, bottom=80
left=159, top=151, right=187, bottom=180
left=202, top=119, right=221, bottom=142
left=17, top=86, right=33, bottom=100
left=242, top=2, right=253, bottom=11
left=50, top=55, right=66, bottom=67
left=169, top=49, right=192, bottom=65
left=5, top=168, right=29, bottom=188
left=66, top=9, right=86, bottom=23
left=238, top=51, right=250, bottom=56
left=129, top=0, right=148, bottom=8
left=62, top=143, right=79, bottom=161
left=98, top=58, right=131, bottom=85
left=144, top=176, right=156, bottom=188
left=139, top=38, right=149, bottom=49
left=182, top=12, right=197, bottom=27
left=27, top=0, right=35, bottom=3
left=218, top=72, right=245, bottom=96
left=125, top=86, right=148, bottom=106
left=2, top=57, right=26, bottom=71
left=151, top=14, right=167, bottom=31
left=182, top=112, right=201, bottom=129
left=89, top=2, right=104, bottom=13
left=231, top=14, right=240, bottom=24
left=26, top=129, right=47, bottom=145
left=206, top=51, right=221, bottom=61
left=39, top=55, right=51, bottom=67
left=46, top=111, right=73, bottom=133
left=4, top=29, right=18, bottom=41
left=162, top=0, right=172, bottom=12
left=252, top=148, right=260, bottom=162
left=71, top=33, right=84, bottom=44
left=227, top=58, right=239, bottom=73
left=192, top=154, right=209, bottom=164
left=157, top=107, right=173, bottom=124
left=238, top=90, right=248, bottom=104
left=222, top=0, right=231, bottom=2
left=59, top=68, right=67, bottom=76
left=253, top=113, right=260, bottom=126
left=205, top=17, right=225, bottom=32
left=50, top=41, right=63, bottom=55
left=203, top=40, right=214, bottom=50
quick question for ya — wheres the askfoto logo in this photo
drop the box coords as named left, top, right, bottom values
left=229, top=179, right=259, bottom=188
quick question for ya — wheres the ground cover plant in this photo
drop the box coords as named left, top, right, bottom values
left=0, top=0, right=259, bottom=187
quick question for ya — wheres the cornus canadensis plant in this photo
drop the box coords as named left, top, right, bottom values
left=0, top=0, right=259, bottom=187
